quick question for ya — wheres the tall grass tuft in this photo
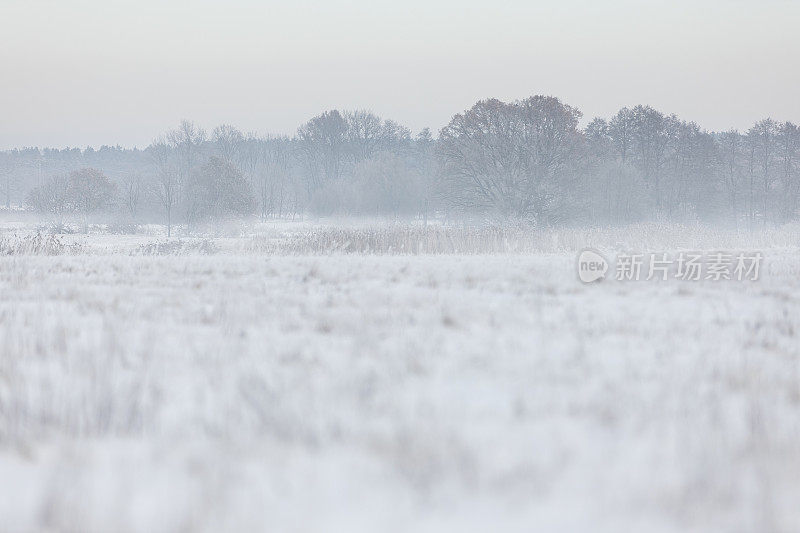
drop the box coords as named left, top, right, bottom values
left=0, top=233, right=84, bottom=255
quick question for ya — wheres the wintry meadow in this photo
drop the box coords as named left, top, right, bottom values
left=3, top=1, right=800, bottom=530
left=1, top=220, right=799, bottom=532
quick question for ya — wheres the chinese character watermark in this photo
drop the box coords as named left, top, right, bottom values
left=577, top=249, right=762, bottom=283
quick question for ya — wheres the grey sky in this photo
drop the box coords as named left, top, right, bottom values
left=2, top=0, right=798, bottom=149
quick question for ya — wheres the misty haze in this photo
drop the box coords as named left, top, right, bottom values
left=1, top=1, right=800, bottom=532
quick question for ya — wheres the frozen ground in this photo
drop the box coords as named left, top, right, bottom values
left=1, top=222, right=800, bottom=532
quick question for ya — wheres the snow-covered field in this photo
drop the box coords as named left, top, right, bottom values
left=1, top=222, right=800, bottom=532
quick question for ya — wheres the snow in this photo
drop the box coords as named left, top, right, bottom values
left=1, top=223, right=799, bottom=532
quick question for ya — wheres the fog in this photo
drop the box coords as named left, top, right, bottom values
left=2, top=2, right=800, bottom=533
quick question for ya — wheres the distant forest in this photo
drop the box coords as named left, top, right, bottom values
left=1, top=96, right=798, bottom=231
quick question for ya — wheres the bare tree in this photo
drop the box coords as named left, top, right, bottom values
left=413, top=128, right=437, bottom=225
left=748, top=119, right=778, bottom=226
left=65, top=168, right=117, bottom=233
left=167, top=120, right=207, bottom=226
left=212, top=124, right=244, bottom=164
left=263, top=138, right=293, bottom=219
left=719, top=129, right=744, bottom=226
left=609, top=107, right=635, bottom=166
left=234, top=136, right=291, bottom=220
left=167, top=120, right=207, bottom=175
left=605, top=109, right=655, bottom=221
left=344, top=110, right=411, bottom=163
left=149, top=138, right=179, bottom=237
left=296, top=110, right=348, bottom=195
left=438, top=96, right=582, bottom=221
left=121, top=172, right=143, bottom=221
left=191, top=156, right=255, bottom=222
left=630, top=105, right=672, bottom=211
left=584, top=117, right=617, bottom=221
left=777, top=122, right=799, bottom=220
left=26, top=173, right=71, bottom=222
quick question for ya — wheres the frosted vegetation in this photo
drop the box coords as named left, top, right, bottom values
left=1, top=217, right=799, bottom=532
left=2, top=93, right=800, bottom=532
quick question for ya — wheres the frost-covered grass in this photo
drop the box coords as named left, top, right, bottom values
left=0, top=222, right=799, bottom=532
left=0, top=233, right=84, bottom=256
left=3, top=219, right=800, bottom=256
left=241, top=221, right=800, bottom=255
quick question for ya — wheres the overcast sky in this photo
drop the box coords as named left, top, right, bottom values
left=2, top=0, right=798, bottom=149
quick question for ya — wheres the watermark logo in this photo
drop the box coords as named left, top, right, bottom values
left=577, top=250, right=763, bottom=283
left=577, top=248, right=609, bottom=283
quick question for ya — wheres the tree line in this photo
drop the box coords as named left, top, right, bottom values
left=1, top=96, right=798, bottom=231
